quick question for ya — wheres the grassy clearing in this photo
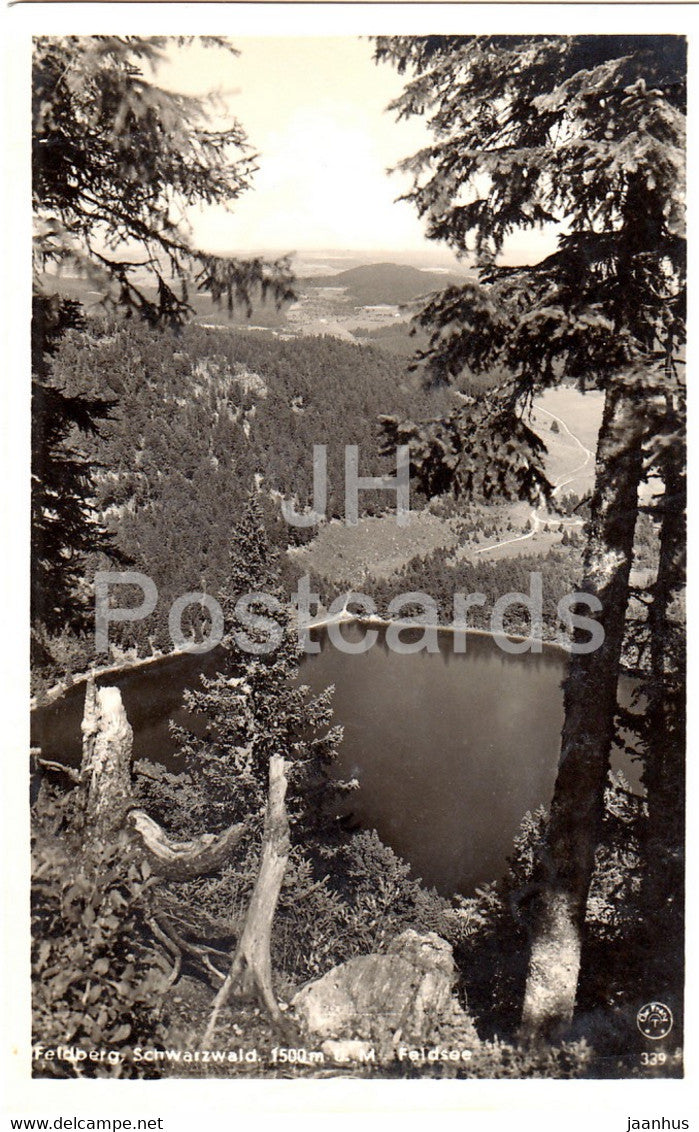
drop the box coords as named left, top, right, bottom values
left=532, top=387, right=603, bottom=497
left=289, top=510, right=461, bottom=585
left=291, top=385, right=601, bottom=585
left=536, top=386, right=604, bottom=453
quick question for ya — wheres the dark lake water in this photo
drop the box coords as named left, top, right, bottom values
left=31, top=624, right=641, bottom=895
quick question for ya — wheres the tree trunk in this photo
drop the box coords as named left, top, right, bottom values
left=645, top=438, right=685, bottom=846
left=125, top=809, right=247, bottom=881
left=80, top=678, right=134, bottom=842
left=78, top=678, right=247, bottom=876
left=520, top=381, right=646, bottom=1042
left=202, top=755, right=291, bottom=1045
left=638, top=433, right=685, bottom=1009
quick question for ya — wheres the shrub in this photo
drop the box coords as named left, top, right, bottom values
left=32, top=788, right=168, bottom=1078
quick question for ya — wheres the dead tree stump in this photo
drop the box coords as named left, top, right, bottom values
left=80, top=678, right=134, bottom=842
left=202, top=755, right=291, bottom=1044
left=78, top=678, right=248, bottom=875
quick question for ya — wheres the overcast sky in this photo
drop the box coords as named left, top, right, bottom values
left=157, top=37, right=556, bottom=264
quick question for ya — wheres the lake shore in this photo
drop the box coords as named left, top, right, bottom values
left=30, top=645, right=197, bottom=711
left=306, top=609, right=573, bottom=657
left=33, top=612, right=572, bottom=713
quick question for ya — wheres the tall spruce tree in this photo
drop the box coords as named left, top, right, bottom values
left=374, top=35, right=686, bottom=1038
left=32, top=36, right=295, bottom=636
left=137, top=496, right=353, bottom=977
left=31, top=295, right=117, bottom=637
left=165, top=496, right=346, bottom=844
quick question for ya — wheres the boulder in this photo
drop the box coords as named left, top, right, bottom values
left=292, top=930, right=478, bottom=1047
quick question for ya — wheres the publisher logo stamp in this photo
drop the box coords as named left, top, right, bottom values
left=637, top=1002, right=673, bottom=1040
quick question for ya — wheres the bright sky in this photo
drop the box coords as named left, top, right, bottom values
left=157, top=37, right=556, bottom=264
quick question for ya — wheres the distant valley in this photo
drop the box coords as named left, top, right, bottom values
left=43, top=256, right=473, bottom=356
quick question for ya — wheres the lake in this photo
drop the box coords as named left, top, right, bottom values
left=31, top=623, right=641, bottom=896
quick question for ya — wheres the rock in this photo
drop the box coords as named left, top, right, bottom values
left=387, top=928, right=455, bottom=976
left=292, top=930, right=478, bottom=1047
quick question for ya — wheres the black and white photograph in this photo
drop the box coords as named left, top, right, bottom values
left=3, top=2, right=692, bottom=1107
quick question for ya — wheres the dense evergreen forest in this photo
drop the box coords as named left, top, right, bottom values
left=35, top=312, right=592, bottom=673
left=33, top=318, right=453, bottom=672
left=312, top=546, right=586, bottom=640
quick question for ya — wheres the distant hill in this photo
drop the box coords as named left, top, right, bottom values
left=302, top=262, right=470, bottom=306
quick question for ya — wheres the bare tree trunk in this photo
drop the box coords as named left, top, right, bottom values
left=202, top=755, right=291, bottom=1045
left=520, top=382, right=646, bottom=1042
left=78, top=678, right=247, bottom=876
left=80, top=678, right=134, bottom=842
left=126, top=809, right=247, bottom=880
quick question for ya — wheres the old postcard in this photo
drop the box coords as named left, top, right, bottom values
left=2, top=1, right=695, bottom=1127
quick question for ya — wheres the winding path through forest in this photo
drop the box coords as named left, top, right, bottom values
left=474, top=401, right=595, bottom=556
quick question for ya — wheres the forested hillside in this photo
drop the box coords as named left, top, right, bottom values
left=45, top=319, right=443, bottom=658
